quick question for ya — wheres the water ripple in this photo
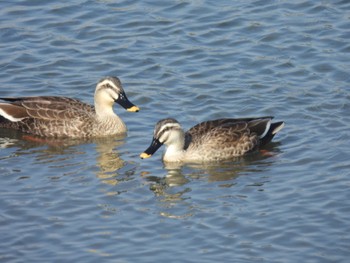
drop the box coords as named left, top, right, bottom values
left=0, top=0, right=350, bottom=262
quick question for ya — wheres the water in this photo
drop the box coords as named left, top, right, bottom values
left=1, top=0, right=350, bottom=262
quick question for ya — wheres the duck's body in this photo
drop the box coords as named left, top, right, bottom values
left=140, top=117, right=284, bottom=163
left=0, top=77, right=139, bottom=138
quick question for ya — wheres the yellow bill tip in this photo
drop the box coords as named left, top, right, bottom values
left=140, top=152, right=152, bottom=159
left=127, top=106, right=140, bottom=112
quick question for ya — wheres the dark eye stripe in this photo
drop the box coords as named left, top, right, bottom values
left=156, top=126, right=181, bottom=140
left=157, top=127, right=171, bottom=139
left=106, top=83, right=115, bottom=90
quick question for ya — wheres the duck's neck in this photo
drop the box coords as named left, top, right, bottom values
left=94, top=92, right=115, bottom=114
left=95, top=104, right=117, bottom=118
left=94, top=100, right=126, bottom=132
left=163, top=132, right=186, bottom=162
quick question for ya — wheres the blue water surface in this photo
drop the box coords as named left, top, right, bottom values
left=0, top=0, right=350, bottom=262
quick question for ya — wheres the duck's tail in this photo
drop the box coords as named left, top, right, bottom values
left=260, top=121, right=285, bottom=146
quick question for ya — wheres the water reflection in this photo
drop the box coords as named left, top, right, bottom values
left=143, top=144, right=282, bottom=219
left=94, top=142, right=125, bottom=185
left=145, top=143, right=282, bottom=185
left=145, top=170, right=193, bottom=219
left=0, top=128, right=126, bottom=183
left=144, top=155, right=275, bottom=191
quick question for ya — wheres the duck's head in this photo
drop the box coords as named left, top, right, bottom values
left=95, top=76, right=139, bottom=112
left=140, top=118, right=184, bottom=159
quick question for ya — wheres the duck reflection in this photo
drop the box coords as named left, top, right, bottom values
left=0, top=128, right=126, bottom=184
left=143, top=145, right=281, bottom=219
left=148, top=143, right=279, bottom=184
left=144, top=169, right=193, bottom=219
left=92, top=136, right=126, bottom=185
left=144, top=142, right=282, bottom=193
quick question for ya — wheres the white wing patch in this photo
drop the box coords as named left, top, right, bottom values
left=0, top=108, right=26, bottom=122
left=272, top=122, right=285, bottom=135
left=259, top=119, right=271, bottom=139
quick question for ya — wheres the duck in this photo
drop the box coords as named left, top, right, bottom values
left=0, top=76, right=139, bottom=138
left=140, top=117, right=284, bottom=163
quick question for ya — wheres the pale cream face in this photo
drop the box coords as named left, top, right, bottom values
left=95, top=79, right=123, bottom=110
left=95, top=79, right=122, bottom=104
left=155, top=122, right=182, bottom=145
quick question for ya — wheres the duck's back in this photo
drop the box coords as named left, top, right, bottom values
left=184, top=117, right=273, bottom=161
left=0, top=96, right=96, bottom=137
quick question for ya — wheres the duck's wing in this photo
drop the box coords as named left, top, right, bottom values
left=185, top=117, right=275, bottom=155
left=187, top=117, right=274, bottom=138
left=0, top=96, right=94, bottom=121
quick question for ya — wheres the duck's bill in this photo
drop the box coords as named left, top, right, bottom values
left=140, top=138, right=163, bottom=159
left=116, top=93, right=139, bottom=112
left=126, top=105, right=140, bottom=112
left=140, top=152, right=152, bottom=159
